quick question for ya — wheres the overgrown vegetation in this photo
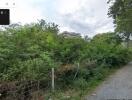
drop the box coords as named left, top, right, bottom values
left=108, top=0, right=132, bottom=48
left=0, top=19, right=131, bottom=99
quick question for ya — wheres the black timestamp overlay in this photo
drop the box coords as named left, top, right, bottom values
left=0, top=9, right=10, bottom=25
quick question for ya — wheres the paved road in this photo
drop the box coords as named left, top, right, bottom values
left=86, top=62, right=132, bottom=100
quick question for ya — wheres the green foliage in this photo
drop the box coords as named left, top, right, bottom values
left=0, top=20, right=131, bottom=96
left=88, top=33, right=131, bottom=66
left=108, top=0, right=132, bottom=46
left=1, top=52, right=56, bottom=81
left=73, top=78, right=88, bottom=90
left=0, top=20, right=59, bottom=81
left=54, top=37, right=87, bottom=64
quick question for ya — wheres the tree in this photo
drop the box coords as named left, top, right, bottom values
left=108, top=0, right=132, bottom=47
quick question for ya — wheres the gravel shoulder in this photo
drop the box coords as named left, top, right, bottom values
left=86, top=62, right=132, bottom=100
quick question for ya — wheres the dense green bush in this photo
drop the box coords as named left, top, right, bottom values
left=0, top=20, right=131, bottom=90
left=0, top=52, right=56, bottom=81
left=87, top=33, right=131, bottom=67
left=73, top=78, right=88, bottom=90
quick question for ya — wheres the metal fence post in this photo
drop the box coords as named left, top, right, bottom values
left=52, top=68, right=55, bottom=92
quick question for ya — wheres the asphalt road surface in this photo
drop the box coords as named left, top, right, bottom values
left=86, top=62, right=132, bottom=100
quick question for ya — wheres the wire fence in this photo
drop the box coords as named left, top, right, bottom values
left=0, top=80, right=51, bottom=100
left=0, top=63, right=81, bottom=100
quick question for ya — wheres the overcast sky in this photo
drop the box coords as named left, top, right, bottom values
left=1, top=0, right=115, bottom=37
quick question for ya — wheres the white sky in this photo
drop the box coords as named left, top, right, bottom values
left=0, top=0, right=115, bottom=37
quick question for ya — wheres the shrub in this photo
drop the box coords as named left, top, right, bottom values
left=0, top=21, right=131, bottom=96
left=73, top=78, right=88, bottom=90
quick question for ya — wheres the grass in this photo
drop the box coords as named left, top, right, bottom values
left=43, top=67, right=118, bottom=100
